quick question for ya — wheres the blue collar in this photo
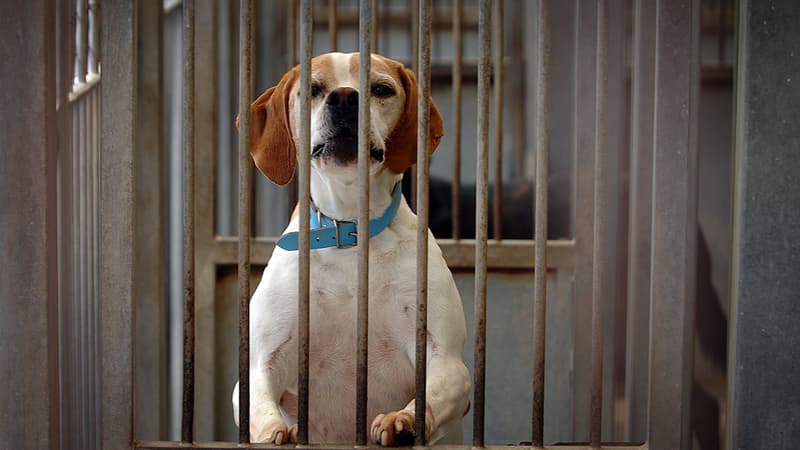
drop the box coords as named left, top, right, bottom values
left=276, top=183, right=402, bottom=251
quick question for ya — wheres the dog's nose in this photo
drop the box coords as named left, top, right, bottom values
left=326, top=87, right=358, bottom=110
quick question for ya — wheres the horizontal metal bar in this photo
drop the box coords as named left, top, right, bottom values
left=135, top=441, right=646, bottom=450
left=213, top=237, right=575, bottom=271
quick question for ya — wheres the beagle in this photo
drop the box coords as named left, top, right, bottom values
left=232, top=53, right=470, bottom=446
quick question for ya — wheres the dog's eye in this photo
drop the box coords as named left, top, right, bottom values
left=371, top=83, right=395, bottom=98
left=311, top=84, right=322, bottom=98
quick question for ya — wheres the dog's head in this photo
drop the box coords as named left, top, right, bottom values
left=241, top=52, right=443, bottom=185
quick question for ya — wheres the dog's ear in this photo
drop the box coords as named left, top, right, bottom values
left=237, top=67, right=299, bottom=185
left=384, top=67, right=444, bottom=174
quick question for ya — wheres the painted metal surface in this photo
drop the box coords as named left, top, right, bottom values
left=624, top=0, right=656, bottom=443
left=727, top=1, right=800, bottom=448
left=100, top=1, right=136, bottom=448
left=647, top=0, right=700, bottom=448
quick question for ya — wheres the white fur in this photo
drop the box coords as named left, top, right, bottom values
left=232, top=53, right=470, bottom=445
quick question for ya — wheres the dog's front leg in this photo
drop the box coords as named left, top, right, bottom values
left=371, top=355, right=470, bottom=446
left=232, top=369, right=298, bottom=444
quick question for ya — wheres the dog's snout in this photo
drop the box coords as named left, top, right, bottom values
left=326, top=87, right=358, bottom=111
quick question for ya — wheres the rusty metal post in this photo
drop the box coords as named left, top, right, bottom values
left=237, top=0, right=254, bottom=443
left=473, top=0, right=490, bottom=445
left=492, top=0, right=504, bottom=240
left=532, top=0, right=550, bottom=446
left=451, top=0, right=463, bottom=240
left=415, top=0, right=431, bottom=445
left=297, top=0, right=313, bottom=444
left=329, top=0, right=338, bottom=51
left=181, top=0, right=196, bottom=443
left=356, top=0, right=373, bottom=443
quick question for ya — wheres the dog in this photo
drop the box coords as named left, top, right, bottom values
left=231, top=52, right=471, bottom=446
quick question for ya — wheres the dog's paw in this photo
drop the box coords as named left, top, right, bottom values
left=251, top=419, right=298, bottom=445
left=370, top=407, right=435, bottom=446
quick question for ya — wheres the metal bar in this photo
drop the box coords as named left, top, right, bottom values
left=287, top=0, right=299, bottom=212
left=329, top=0, right=337, bottom=51
left=91, top=86, right=101, bottom=450
left=134, top=1, right=167, bottom=439
left=79, top=94, right=88, bottom=450
left=181, top=0, right=195, bottom=442
left=647, top=0, right=699, bottom=448
left=590, top=0, right=608, bottom=446
left=472, top=0, right=490, bottom=445
left=451, top=0, right=462, bottom=240
left=415, top=0, right=431, bottom=445
left=727, top=1, right=800, bottom=447
left=99, top=1, right=136, bottom=447
left=371, top=0, right=379, bottom=53
left=135, top=441, right=648, bottom=450
left=571, top=0, right=597, bottom=439
left=76, top=0, right=88, bottom=82
left=356, top=0, right=373, bottom=444
left=532, top=0, right=550, bottom=446
left=0, top=1, right=58, bottom=447
left=297, top=0, right=313, bottom=444
left=88, top=0, right=99, bottom=74
left=624, top=0, right=656, bottom=442
left=214, top=237, right=576, bottom=271
left=409, top=0, right=419, bottom=212
left=238, top=0, right=254, bottom=443
left=492, top=0, right=504, bottom=241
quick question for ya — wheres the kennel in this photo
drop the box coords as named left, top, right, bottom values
left=2, top=1, right=799, bottom=450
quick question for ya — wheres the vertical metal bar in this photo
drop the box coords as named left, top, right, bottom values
left=99, top=1, right=136, bottom=447
left=624, top=0, right=656, bottom=442
left=329, top=0, right=337, bottom=51
left=532, top=0, right=550, bottom=446
left=92, top=87, right=101, bottom=450
left=356, top=0, right=373, bottom=443
left=590, top=0, right=608, bottom=446
left=571, top=0, right=597, bottom=441
left=88, top=0, right=99, bottom=74
left=415, top=0, right=431, bottom=445
left=288, top=0, right=298, bottom=66
left=492, top=0, right=504, bottom=240
left=648, top=0, right=700, bottom=448
left=727, top=1, right=800, bottom=448
left=451, top=0, right=462, bottom=240
left=181, top=0, right=195, bottom=443
left=0, top=2, right=58, bottom=448
left=297, top=0, right=313, bottom=444
left=238, top=0, right=254, bottom=444
left=75, top=0, right=87, bottom=82
left=371, top=0, right=379, bottom=53
left=409, top=0, right=419, bottom=212
left=287, top=0, right=299, bottom=213
left=78, top=98, right=88, bottom=450
left=472, top=0, right=490, bottom=445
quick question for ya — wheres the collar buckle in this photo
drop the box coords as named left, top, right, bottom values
left=332, top=219, right=358, bottom=248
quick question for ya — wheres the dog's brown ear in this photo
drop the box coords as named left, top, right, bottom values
left=240, top=67, right=299, bottom=185
left=384, top=67, right=444, bottom=174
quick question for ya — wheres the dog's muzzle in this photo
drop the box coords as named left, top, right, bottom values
left=312, top=87, right=385, bottom=165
